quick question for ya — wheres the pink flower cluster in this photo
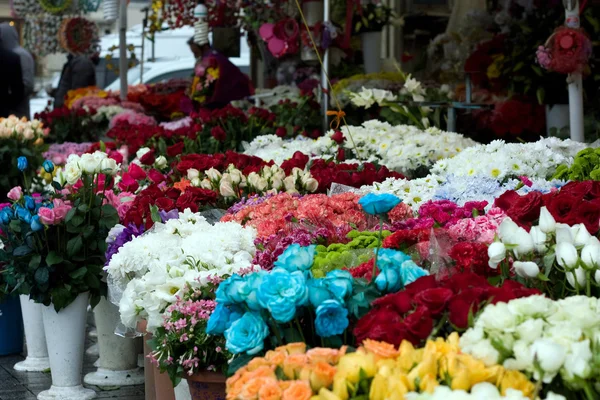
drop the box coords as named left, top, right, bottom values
left=109, top=110, right=156, bottom=129
left=104, top=191, right=136, bottom=220
left=43, top=142, right=92, bottom=166
left=37, top=199, right=72, bottom=225
left=70, top=96, right=119, bottom=110
left=221, top=193, right=369, bottom=238
left=447, top=207, right=506, bottom=243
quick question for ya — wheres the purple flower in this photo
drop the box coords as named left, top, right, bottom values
left=105, top=224, right=145, bottom=264
left=159, top=209, right=179, bottom=222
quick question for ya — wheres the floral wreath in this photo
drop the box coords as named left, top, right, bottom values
left=24, top=14, right=62, bottom=56
left=536, top=26, right=592, bottom=75
left=10, top=0, right=42, bottom=17
left=163, top=0, right=196, bottom=29
left=58, top=17, right=99, bottom=55
left=39, top=0, right=72, bottom=14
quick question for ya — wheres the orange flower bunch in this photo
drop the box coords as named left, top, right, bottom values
left=65, top=86, right=108, bottom=109
left=226, top=342, right=347, bottom=400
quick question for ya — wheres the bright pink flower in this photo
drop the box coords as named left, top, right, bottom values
left=7, top=186, right=22, bottom=201
left=38, top=207, right=56, bottom=225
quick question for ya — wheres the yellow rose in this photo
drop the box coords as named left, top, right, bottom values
left=419, top=373, right=439, bottom=393
left=450, top=366, right=472, bottom=391
left=315, top=388, right=342, bottom=400
left=309, top=362, right=337, bottom=392
left=265, top=350, right=287, bottom=367
left=258, top=378, right=283, bottom=400
left=332, top=375, right=349, bottom=400
left=306, top=347, right=345, bottom=365
left=368, top=374, right=388, bottom=400
left=396, top=341, right=422, bottom=373
left=335, top=351, right=376, bottom=384
left=407, top=350, right=439, bottom=385
left=498, top=370, right=535, bottom=398
left=277, top=342, right=307, bottom=355
left=239, top=376, right=272, bottom=400
left=247, top=356, right=271, bottom=372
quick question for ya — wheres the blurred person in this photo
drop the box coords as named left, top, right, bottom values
left=0, top=33, right=24, bottom=118
left=53, top=52, right=98, bottom=108
left=0, top=23, right=34, bottom=119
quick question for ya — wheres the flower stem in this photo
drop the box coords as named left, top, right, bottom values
left=372, top=215, right=384, bottom=283
left=294, top=318, right=305, bottom=343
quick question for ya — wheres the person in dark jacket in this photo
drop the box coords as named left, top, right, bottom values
left=0, top=23, right=34, bottom=119
left=53, top=54, right=97, bottom=108
left=0, top=36, right=24, bottom=118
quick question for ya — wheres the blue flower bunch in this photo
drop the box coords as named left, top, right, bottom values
left=0, top=194, right=51, bottom=232
left=358, top=193, right=401, bottom=215
left=374, top=248, right=428, bottom=293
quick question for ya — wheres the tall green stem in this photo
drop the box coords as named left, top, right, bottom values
left=371, top=215, right=384, bottom=283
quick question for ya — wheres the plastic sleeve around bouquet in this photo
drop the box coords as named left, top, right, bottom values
left=328, top=182, right=367, bottom=196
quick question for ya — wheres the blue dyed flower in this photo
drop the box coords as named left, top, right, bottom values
left=377, top=248, right=411, bottom=270
left=0, top=208, right=12, bottom=225
left=314, top=300, right=349, bottom=338
left=15, top=206, right=31, bottom=224
left=400, top=260, right=429, bottom=286
left=257, top=268, right=308, bottom=323
left=307, top=279, right=333, bottom=308
left=238, top=271, right=264, bottom=310
left=375, top=257, right=429, bottom=293
left=274, top=244, right=316, bottom=272
left=322, top=270, right=353, bottom=301
left=215, top=274, right=247, bottom=305
left=224, top=312, right=269, bottom=355
left=42, top=160, right=54, bottom=173
left=24, top=195, right=35, bottom=211
left=17, top=156, right=28, bottom=171
left=375, top=267, right=402, bottom=292
left=358, top=193, right=401, bottom=215
left=206, top=303, right=244, bottom=335
left=30, top=215, right=43, bottom=232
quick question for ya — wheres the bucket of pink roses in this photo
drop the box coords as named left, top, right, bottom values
left=0, top=154, right=120, bottom=400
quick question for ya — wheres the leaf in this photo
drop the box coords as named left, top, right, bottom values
left=536, top=87, right=545, bottom=105
left=227, top=353, right=255, bottom=376
left=82, top=225, right=95, bottom=239
left=28, top=255, right=41, bottom=269
left=13, top=245, right=32, bottom=257
left=70, top=215, right=84, bottom=227
left=78, top=204, right=89, bottom=213
left=65, top=207, right=76, bottom=223
left=85, top=273, right=100, bottom=289
left=69, top=267, right=87, bottom=280
left=34, top=267, right=49, bottom=285
left=66, top=236, right=83, bottom=258
left=150, top=205, right=162, bottom=224
left=282, top=327, right=303, bottom=344
left=536, top=272, right=550, bottom=282
left=9, top=219, right=21, bottom=233
left=51, top=181, right=62, bottom=191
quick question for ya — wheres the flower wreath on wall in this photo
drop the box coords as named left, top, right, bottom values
left=24, top=14, right=63, bottom=56
left=58, top=17, right=99, bottom=55
left=39, top=0, right=73, bottom=14
left=10, top=0, right=42, bottom=18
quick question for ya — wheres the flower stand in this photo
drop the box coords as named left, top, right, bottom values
left=185, top=371, right=226, bottom=400
left=362, top=31, right=383, bottom=74
left=14, top=295, right=50, bottom=371
left=84, top=298, right=145, bottom=388
left=0, top=295, right=23, bottom=356
left=140, top=320, right=175, bottom=400
left=38, top=292, right=96, bottom=400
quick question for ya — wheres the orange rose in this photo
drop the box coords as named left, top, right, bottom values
left=309, top=362, right=336, bottom=391
left=247, top=356, right=271, bottom=372
left=282, top=354, right=308, bottom=380
left=239, top=377, right=273, bottom=400
left=362, top=339, right=399, bottom=361
left=246, top=365, right=277, bottom=381
left=306, top=347, right=344, bottom=365
left=258, top=378, right=283, bottom=400
left=265, top=350, right=287, bottom=367
left=276, top=342, right=307, bottom=355
left=281, top=380, right=313, bottom=400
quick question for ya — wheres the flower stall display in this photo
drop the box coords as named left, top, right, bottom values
left=0, top=116, right=47, bottom=198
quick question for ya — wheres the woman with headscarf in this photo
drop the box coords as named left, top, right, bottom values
left=0, top=23, right=34, bottom=118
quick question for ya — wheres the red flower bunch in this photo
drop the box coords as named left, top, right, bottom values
left=36, top=106, right=102, bottom=143
left=139, top=90, right=187, bottom=121
left=354, top=273, right=540, bottom=347
left=346, top=259, right=378, bottom=281
left=176, top=151, right=271, bottom=177
left=107, top=122, right=164, bottom=154
left=494, top=181, right=600, bottom=233
left=449, top=242, right=499, bottom=277
left=487, top=100, right=546, bottom=137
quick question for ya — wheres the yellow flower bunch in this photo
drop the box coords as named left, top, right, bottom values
left=226, top=343, right=347, bottom=400
left=314, top=334, right=535, bottom=400
left=64, top=87, right=108, bottom=109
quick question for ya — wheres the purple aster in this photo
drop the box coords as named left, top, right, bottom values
left=105, top=223, right=145, bottom=265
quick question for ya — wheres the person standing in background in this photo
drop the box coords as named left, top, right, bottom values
left=0, top=23, right=34, bottom=119
left=53, top=53, right=97, bottom=108
left=0, top=32, right=24, bottom=118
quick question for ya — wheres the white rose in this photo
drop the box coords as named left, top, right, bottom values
left=566, top=267, right=587, bottom=289
left=507, top=295, right=555, bottom=318
left=255, top=177, right=268, bottom=192
left=515, top=319, right=544, bottom=343
left=283, top=175, right=298, bottom=194
left=555, top=224, right=573, bottom=244
left=64, top=162, right=82, bottom=185
left=200, top=178, right=213, bottom=190
left=572, top=224, right=592, bottom=247
left=229, top=169, right=243, bottom=185
left=477, top=302, right=518, bottom=332
left=555, top=242, right=578, bottom=270
left=79, top=153, right=101, bottom=174
left=539, top=206, right=556, bottom=233
left=498, top=218, right=520, bottom=243
left=595, top=270, right=600, bottom=285
left=513, top=261, right=540, bottom=279
left=22, top=128, right=34, bottom=140
left=563, top=340, right=592, bottom=380
left=545, top=393, right=567, bottom=400
left=271, top=177, right=283, bottom=191
left=206, top=168, right=222, bottom=182
left=530, top=339, right=567, bottom=379
left=503, top=340, right=534, bottom=371
left=581, top=240, right=600, bottom=269
left=487, top=242, right=506, bottom=268
left=301, top=173, right=318, bottom=192
left=529, top=226, right=548, bottom=253
left=136, top=147, right=151, bottom=159
left=219, top=174, right=236, bottom=197
left=100, top=157, right=119, bottom=176
left=191, top=177, right=201, bottom=187
left=154, top=155, right=167, bottom=169
left=187, top=168, right=200, bottom=180
left=469, top=339, right=500, bottom=366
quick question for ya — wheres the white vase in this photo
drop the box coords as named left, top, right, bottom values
left=174, top=380, right=192, bottom=400
left=38, top=292, right=96, bottom=400
left=84, top=298, right=144, bottom=387
left=546, top=104, right=570, bottom=137
left=14, top=295, right=50, bottom=372
left=362, top=31, right=383, bottom=74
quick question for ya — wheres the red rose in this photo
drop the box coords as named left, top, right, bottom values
left=546, top=193, right=579, bottom=225
left=405, top=275, right=438, bottom=292
left=575, top=200, right=600, bottom=234
left=372, top=290, right=414, bottom=314
left=211, top=126, right=227, bottom=141
left=354, top=307, right=403, bottom=344
left=413, top=288, right=453, bottom=317
left=96, top=174, right=114, bottom=190
left=108, top=150, right=123, bottom=164
left=509, top=191, right=543, bottom=225
left=275, top=127, right=287, bottom=138
left=139, top=150, right=156, bottom=166
left=336, top=147, right=346, bottom=162
left=280, top=152, right=309, bottom=173
left=493, top=190, right=520, bottom=211
left=167, top=142, right=185, bottom=157
left=448, top=295, right=477, bottom=329
left=148, top=169, right=165, bottom=184
left=164, top=187, right=181, bottom=199
left=560, top=181, right=592, bottom=199
left=118, top=173, right=139, bottom=192
left=404, top=306, right=433, bottom=340
left=443, top=272, right=490, bottom=294
left=331, top=130, right=345, bottom=144
left=176, top=192, right=198, bottom=212
left=187, top=187, right=218, bottom=204
left=155, top=197, right=176, bottom=211
left=589, top=182, right=600, bottom=200
left=128, top=163, right=147, bottom=180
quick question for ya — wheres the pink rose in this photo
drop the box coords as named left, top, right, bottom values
left=7, top=186, right=22, bottom=201
left=53, top=206, right=71, bottom=223
left=38, top=207, right=56, bottom=225
left=52, top=155, right=65, bottom=165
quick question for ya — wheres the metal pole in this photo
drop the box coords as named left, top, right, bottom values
left=321, top=0, right=330, bottom=132
left=118, top=0, right=128, bottom=100
left=564, top=0, right=585, bottom=142
left=140, top=7, right=148, bottom=84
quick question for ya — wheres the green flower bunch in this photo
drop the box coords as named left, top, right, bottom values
left=312, top=230, right=391, bottom=277
left=553, top=148, right=600, bottom=181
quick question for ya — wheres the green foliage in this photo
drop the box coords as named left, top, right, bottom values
left=0, top=139, right=45, bottom=200
left=553, top=148, right=600, bottom=182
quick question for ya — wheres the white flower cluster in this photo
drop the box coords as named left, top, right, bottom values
left=461, top=295, right=600, bottom=385
left=90, top=105, right=126, bottom=123
left=405, top=383, right=565, bottom=400
left=54, top=151, right=120, bottom=186
left=431, top=138, right=591, bottom=181
left=106, top=210, right=257, bottom=331
left=489, top=207, right=600, bottom=288
left=349, top=87, right=398, bottom=108
left=244, top=120, right=477, bottom=175
left=188, top=163, right=318, bottom=198
left=0, top=115, right=46, bottom=141
left=361, top=174, right=444, bottom=210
